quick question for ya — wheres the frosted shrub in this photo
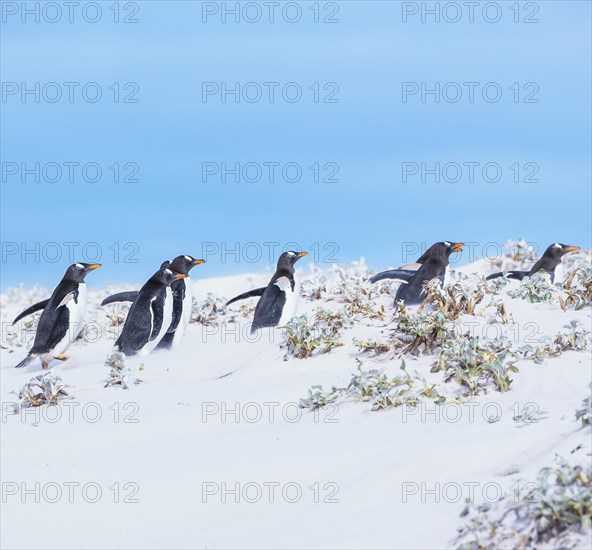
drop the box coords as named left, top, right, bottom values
left=19, top=371, right=70, bottom=408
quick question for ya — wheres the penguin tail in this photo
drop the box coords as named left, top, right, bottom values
left=15, top=354, right=35, bottom=369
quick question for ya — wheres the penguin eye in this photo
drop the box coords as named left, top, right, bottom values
left=184, top=255, right=191, bottom=261
left=553, top=243, right=561, bottom=249
left=164, top=269, right=173, bottom=276
left=443, top=241, right=451, bottom=247
left=75, top=263, right=84, bottom=269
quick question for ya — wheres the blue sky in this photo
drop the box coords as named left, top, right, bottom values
left=1, top=1, right=591, bottom=289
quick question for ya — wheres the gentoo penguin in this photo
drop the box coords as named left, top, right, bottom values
left=101, top=255, right=205, bottom=349
left=113, top=267, right=187, bottom=357
left=226, top=251, right=307, bottom=334
left=486, top=243, right=580, bottom=283
left=13, top=262, right=101, bottom=369
left=370, top=242, right=464, bottom=305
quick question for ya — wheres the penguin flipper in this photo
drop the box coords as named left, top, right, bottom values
left=485, top=271, right=527, bottom=281
left=226, top=287, right=267, bottom=306
left=12, top=299, right=50, bottom=325
left=101, top=291, right=140, bottom=307
left=15, top=353, right=35, bottom=369
left=370, top=270, right=415, bottom=284
left=56, top=290, right=78, bottom=309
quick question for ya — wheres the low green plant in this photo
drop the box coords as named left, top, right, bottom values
left=560, top=263, right=592, bottom=311
left=453, top=458, right=592, bottom=549
left=392, top=303, right=451, bottom=355
left=282, top=310, right=348, bottom=359
left=192, top=293, right=227, bottom=326
left=104, top=352, right=142, bottom=389
left=300, top=267, right=328, bottom=301
left=517, top=320, right=591, bottom=363
left=352, top=337, right=391, bottom=356
left=299, top=385, right=340, bottom=410
left=300, top=360, right=446, bottom=412
left=330, top=262, right=386, bottom=319
left=432, top=336, right=517, bottom=395
left=420, top=274, right=487, bottom=319
left=508, top=271, right=559, bottom=303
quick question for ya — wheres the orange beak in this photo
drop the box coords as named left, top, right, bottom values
left=193, top=259, right=206, bottom=265
left=175, top=274, right=188, bottom=279
left=296, top=252, right=308, bottom=258
left=88, top=264, right=102, bottom=269
left=452, top=243, right=464, bottom=253
left=565, top=246, right=580, bottom=252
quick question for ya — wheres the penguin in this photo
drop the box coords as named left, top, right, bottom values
left=101, top=256, right=205, bottom=349
left=370, top=242, right=464, bottom=305
left=155, top=256, right=205, bottom=349
left=113, top=267, right=187, bottom=357
left=226, top=251, right=307, bottom=334
left=486, top=243, right=580, bottom=283
left=13, top=262, right=101, bottom=369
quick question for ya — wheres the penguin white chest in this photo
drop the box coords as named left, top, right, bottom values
left=169, top=279, right=192, bottom=347
left=182, top=278, right=193, bottom=325
left=142, top=287, right=173, bottom=355
left=157, top=287, right=174, bottom=343
left=53, top=283, right=87, bottom=355
left=278, top=277, right=299, bottom=326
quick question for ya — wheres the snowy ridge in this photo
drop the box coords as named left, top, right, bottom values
left=1, top=256, right=591, bottom=549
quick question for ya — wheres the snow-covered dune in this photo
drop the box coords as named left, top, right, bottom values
left=1, top=257, right=590, bottom=549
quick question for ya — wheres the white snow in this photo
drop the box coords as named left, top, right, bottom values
left=0, top=260, right=590, bottom=549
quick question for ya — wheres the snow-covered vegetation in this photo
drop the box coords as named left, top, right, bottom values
left=1, top=246, right=590, bottom=549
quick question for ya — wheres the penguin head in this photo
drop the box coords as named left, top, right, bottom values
left=149, top=267, right=187, bottom=287
left=277, top=251, right=308, bottom=272
left=544, top=243, right=580, bottom=259
left=443, top=242, right=465, bottom=255
left=64, top=262, right=101, bottom=282
left=169, top=255, right=206, bottom=275
left=420, top=242, right=464, bottom=264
